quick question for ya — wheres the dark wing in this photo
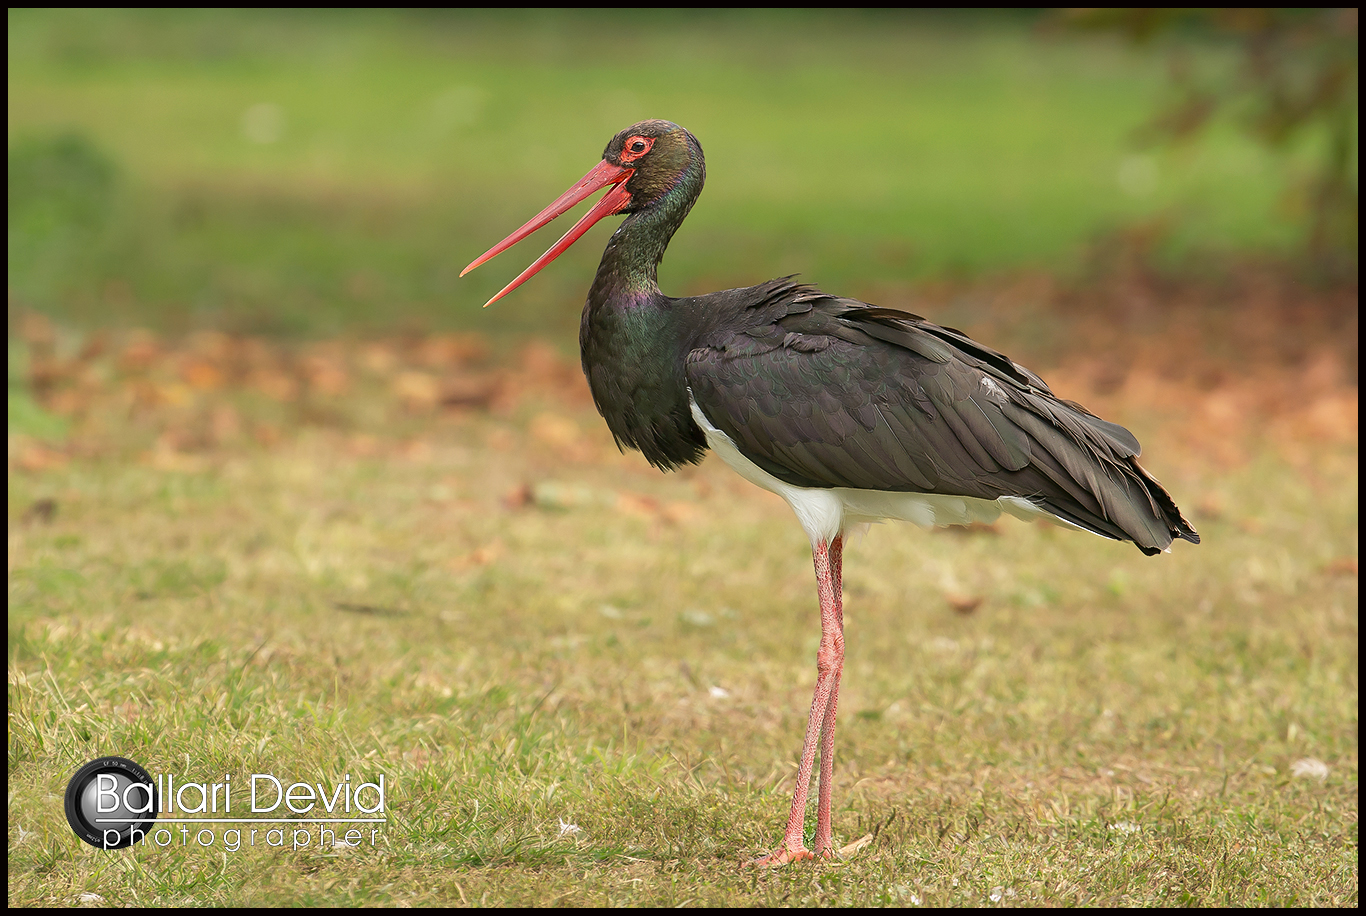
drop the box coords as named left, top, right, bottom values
left=685, top=289, right=1198, bottom=555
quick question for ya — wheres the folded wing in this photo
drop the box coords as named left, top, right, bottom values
left=685, top=289, right=1198, bottom=555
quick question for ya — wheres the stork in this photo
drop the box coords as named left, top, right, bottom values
left=462, top=120, right=1198, bottom=865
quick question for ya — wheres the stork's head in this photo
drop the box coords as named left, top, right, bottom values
left=461, top=120, right=701, bottom=306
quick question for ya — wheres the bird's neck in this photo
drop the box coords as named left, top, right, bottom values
left=577, top=147, right=708, bottom=473
left=588, top=156, right=704, bottom=305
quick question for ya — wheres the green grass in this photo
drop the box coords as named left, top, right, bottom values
left=9, top=9, right=1312, bottom=339
left=7, top=362, right=1357, bottom=905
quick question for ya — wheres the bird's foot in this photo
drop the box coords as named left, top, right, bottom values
left=747, top=843, right=834, bottom=867
left=747, top=845, right=813, bottom=867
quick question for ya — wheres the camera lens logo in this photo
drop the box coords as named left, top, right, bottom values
left=64, top=757, right=159, bottom=849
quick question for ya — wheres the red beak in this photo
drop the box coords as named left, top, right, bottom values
left=461, top=159, right=634, bottom=307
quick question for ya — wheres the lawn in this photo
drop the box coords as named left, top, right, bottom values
left=8, top=9, right=1358, bottom=908
left=10, top=9, right=1312, bottom=339
left=8, top=272, right=1357, bottom=905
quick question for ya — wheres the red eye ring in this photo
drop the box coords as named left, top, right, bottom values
left=620, top=136, right=654, bottom=163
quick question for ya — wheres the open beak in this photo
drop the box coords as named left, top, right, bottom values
left=461, top=159, right=633, bottom=307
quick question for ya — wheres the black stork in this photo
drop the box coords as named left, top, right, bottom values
left=462, top=119, right=1199, bottom=866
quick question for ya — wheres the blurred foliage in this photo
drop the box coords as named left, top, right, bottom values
left=1067, top=8, right=1359, bottom=275
left=8, top=134, right=120, bottom=302
left=4, top=10, right=1330, bottom=338
left=8, top=133, right=117, bottom=232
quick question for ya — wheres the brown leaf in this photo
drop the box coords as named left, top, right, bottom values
left=1323, top=557, right=1357, bottom=577
left=837, top=834, right=874, bottom=858
left=346, top=434, right=382, bottom=457
left=17, top=311, right=55, bottom=347
left=181, top=359, right=225, bottom=390
left=187, top=330, right=234, bottom=362
left=392, top=370, right=441, bottom=411
left=440, top=373, right=499, bottom=409
left=416, top=333, right=490, bottom=368
left=449, top=540, right=504, bottom=569
left=119, top=332, right=161, bottom=373
left=358, top=342, right=398, bottom=376
left=529, top=412, right=581, bottom=449
left=397, top=439, right=433, bottom=463
left=144, top=440, right=208, bottom=473
left=250, top=368, right=299, bottom=402
left=46, top=388, right=89, bottom=417
left=76, top=332, right=108, bottom=363
left=252, top=423, right=281, bottom=447
left=301, top=355, right=349, bottom=396
left=1195, top=495, right=1225, bottom=521
left=23, top=498, right=58, bottom=523
left=28, top=356, right=67, bottom=393
left=615, top=492, right=662, bottom=520
left=13, top=442, right=68, bottom=472
left=947, top=594, right=983, bottom=615
left=209, top=405, right=242, bottom=445
left=660, top=501, right=704, bottom=525
left=502, top=483, right=534, bottom=509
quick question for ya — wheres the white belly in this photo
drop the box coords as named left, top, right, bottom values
left=688, top=393, right=1053, bottom=546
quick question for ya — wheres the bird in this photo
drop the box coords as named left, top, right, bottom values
left=462, top=119, right=1199, bottom=866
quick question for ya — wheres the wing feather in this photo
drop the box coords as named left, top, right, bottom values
left=683, top=288, right=1198, bottom=553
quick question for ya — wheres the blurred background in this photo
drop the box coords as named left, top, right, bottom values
left=8, top=8, right=1356, bottom=324
left=8, top=8, right=1357, bottom=451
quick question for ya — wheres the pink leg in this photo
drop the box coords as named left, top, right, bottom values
left=750, top=535, right=845, bottom=867
left=813, top=535, right=844, bottom=857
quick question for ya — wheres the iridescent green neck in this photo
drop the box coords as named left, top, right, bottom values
left=589, top=151, right=704, bottom=302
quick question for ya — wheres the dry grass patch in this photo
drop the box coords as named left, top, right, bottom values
left=8, top=317, right=1358, bottom=906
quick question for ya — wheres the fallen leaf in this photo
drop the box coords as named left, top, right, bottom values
left=397, top=439, right=433, bottom=463
left=1323, top=557, right=1357, bottom=576
left=661, top=501, right=704, bottom=525
left=252, top=423, right=281, bottom=447
left=45, top=388, right=90, bottom=416
left=615, top=492, right=662, bottom=519
left=14, top=443, right=69, bottom=472
left=358, top=342, right=398, bottom=376
left=416, top=332, right=490, bottom=368
left=145, top=444, right=208, bottom=473
left=441, top=374, right=499, bottom=409
left=23, top=498, right=58, bottom=523
left=18, top=311, right=55, bottom=346
left=210, top=405, right=242, bottom=444
left=393, top=371, right=440, bottom=410
left=302, top=355, right=349, bottom=396
left=346, top=434, right=382, bottom=457
left=946, top=594, right=983, bottom=615
left=251, top=369, right=298, bottom=402
left=1195, top=495, right=1225, bottom=521
left=837, top=834, right=874, bottom=857
left=119, top=332, right=161, bottom=372
left=181, top=358, right=225, bottom=390
left=530, top=412, right=581, bottom=448
left=502, top=483, right=534, bottom=509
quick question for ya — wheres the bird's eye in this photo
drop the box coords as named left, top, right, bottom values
left=620, top=136, right=654, bottom=162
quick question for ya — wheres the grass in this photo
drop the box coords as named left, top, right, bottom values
left=9, top=9, right=1315, bottom=339
left=7, top=309, right=1357, bottom=905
